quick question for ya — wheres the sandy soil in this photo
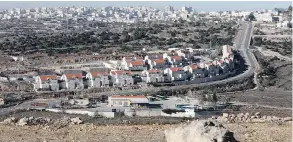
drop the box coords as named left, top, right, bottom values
left=0, top=122, right=291, bottom=142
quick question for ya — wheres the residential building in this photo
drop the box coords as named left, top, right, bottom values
left=60, top=70, right=84, bottom=90
left=141, top=69, right=164, bottom=83
left=169, top=55, right=184, bottom=66
left=224, top=57, right=235, bottom=71
left=34, top=75, right=59, bottom=91
left=164, top=67, right=187, bottom=81
left=205, top=62, right=220, bottom=77
left=192, top=65, right=208, bottom=78
left=109, top=70, right=134, bottom=86
left=128, top=60, right=147, bottom=71
left=151, top=58, right=167, bottom=69
left=108, top=95, right=149, bottom=107
left=85, top=72, right=110, bottom=88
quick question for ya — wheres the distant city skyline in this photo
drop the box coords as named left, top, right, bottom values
left=0, top=1, right=291, bottom=12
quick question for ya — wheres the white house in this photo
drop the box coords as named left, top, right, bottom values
left=141, top=69, right=164, bottom=83
left=60, top=72, right=84, bottom=90
left=109, top=70, right=133, bottom=87
left=85, top=72, right=110, bottom=88
left=33, top=75, right=59, bottom=91
left=108, top=95, right=149, bottom=107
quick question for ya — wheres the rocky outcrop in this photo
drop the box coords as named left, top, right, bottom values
left=17, top=117, right=29, bottom=126
left=1, top=116, right=83, bottom=126
left=211, top=112, right=292, bottom=123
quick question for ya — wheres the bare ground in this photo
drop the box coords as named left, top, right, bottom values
left=0, top=122, right=291, bottom=142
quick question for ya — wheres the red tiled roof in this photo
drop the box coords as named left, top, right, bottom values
left=171, top=56, right=182, bottom=60
left=128, top=60, right=144, bottom=66
left=147, top=69, right=160, bottom=73
left=111, top=70, right=132, bottom=75
left=65, top=74, right=82, bottom=79
left=111, top=95, right=146, bottom=99
left=40, top=75, right=57, bottom=81
left=91, top=72, right=107, bottom=77
left=152, top=59, right=165, bottom=64
left=169, top=67, right=183, bottom=72
left=125, top=56, right=143, bottom=60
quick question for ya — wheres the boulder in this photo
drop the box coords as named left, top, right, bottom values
left=244, top=112, right=250, bottom=117
left=272, top=116, right=280, bottom=121
left=17, top=117, right=28, bottom=126
left=165, top=120, right=237, bottom=142
left=70, top=117, right=83, bottom=124
left=283, top=117, right=292, bottom=122
left=29, top=116, right=34, bottom=121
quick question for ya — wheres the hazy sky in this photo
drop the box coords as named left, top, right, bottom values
left=0, top=1, right=291, bottom=12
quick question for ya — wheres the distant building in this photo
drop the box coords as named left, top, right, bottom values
left=151, top=58, right=167, bottom=69
left=85, top=72, right=110, bottom=88
left=34, top=75, right=59, bottom=91
left=164, top=67, right=186, bottom=81
left=141, top=69, right=164, bottom=83
left=108, top=95, right=149, bottom=107
left=109, top=70, right=134, bottom=87
left=60, top=70, right=85, bottom=90
left=127, top=60, right=147, bottom=71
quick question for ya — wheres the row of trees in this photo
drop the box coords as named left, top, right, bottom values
left=0, top=20, right=237, bottom=55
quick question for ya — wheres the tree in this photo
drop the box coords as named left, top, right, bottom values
left=248, top=13, right=256, bottom=21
